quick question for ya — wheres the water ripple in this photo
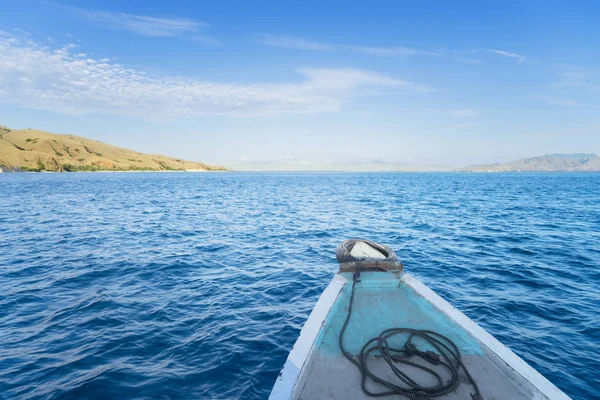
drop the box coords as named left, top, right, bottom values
left=1, top=172, right=599, bottom=399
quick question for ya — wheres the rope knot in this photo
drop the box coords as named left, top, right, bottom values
left=422, top=350, right=441, bottom=365
left=404, top=342, right=417, bottom=357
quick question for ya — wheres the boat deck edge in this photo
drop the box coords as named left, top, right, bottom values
left=269, top=272, right=570, bottom=400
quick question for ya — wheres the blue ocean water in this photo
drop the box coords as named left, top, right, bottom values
left=0, top=172, right=599, bottom=400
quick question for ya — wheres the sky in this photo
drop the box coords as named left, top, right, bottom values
left=1, top=0, right=599, bottom=167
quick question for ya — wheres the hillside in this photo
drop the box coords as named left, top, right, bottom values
left=0, top=126, right=227, bottom=172
left=459, top=153, right=600, bottom=172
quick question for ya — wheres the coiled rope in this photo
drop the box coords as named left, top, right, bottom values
left=339, top=268, right=482, bottom=399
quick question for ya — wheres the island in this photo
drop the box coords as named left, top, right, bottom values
left=459, top=153, right=600, bottom=172
left=0, top=126, right=227, bottom=172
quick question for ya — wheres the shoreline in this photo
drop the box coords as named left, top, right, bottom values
left=3, top=169, right=599, bottom=174
left=0, top=169, right=229, bottom=173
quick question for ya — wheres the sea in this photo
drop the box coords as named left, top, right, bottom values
left=0, top=172, right=598, bottom=400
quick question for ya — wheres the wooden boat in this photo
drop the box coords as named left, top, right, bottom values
left=270, top=239, right=570, bottom=400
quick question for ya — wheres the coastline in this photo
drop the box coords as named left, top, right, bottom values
left=4, top=169, right=600, bottom=174
left=0, top=170, right=227, bottom=173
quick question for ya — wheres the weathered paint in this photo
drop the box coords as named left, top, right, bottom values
left=402, top=273, right=571, bottom=400
left=271, top=270, right=571, bottom=400
left=269, top=274, right=346, bottom=400
left=315, top=271, right=483, bottom=357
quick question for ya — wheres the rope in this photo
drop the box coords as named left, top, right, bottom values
left=339, top=268, right=482, bottom=399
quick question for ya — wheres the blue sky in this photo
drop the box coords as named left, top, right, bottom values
left=1, top=0, right=599, bottom=167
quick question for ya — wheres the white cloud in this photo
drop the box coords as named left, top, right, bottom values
left=542, top=96, right=584, bottom=107
left=450, top=109, right=478, bottom=117
left=258, top=35, right=527, bottom=65
left=454, top=122, right=477, bottom=128
left=259, top=34, right=438, bottom=56
left=343, top=45, right=439, bottom=56
left=257, top=34, right=333, bottom=51
left=552, top=70, right=599, bottom=91
left=298, top=68, right=407, bottom=90
left=13, top=28, right=31, bottom=36
left=481, top=49, right=526, bottom=62
left=537, top=69, right=599, bottom=108
left=68, top=6, right=216, bottom=43
left=0, top=35, right=416, bottom=120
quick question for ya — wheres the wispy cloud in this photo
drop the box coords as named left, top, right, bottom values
left=551, top=70, right=600, bottom=90
left=454, top=122, right=477, bottom=128
left=298, top=68, right=407, bottom=90
left=67, top=6, right=217, bottom=43
left=450, top=109, right=478, bottom=117
left=258, top=35, right=527, bottom=64
left=536, top=68, right=600, bottom=108
left=343, top=45, right=440, bottom=56
left=539, top=95, right=585, bottom=107
left=257, top=34, right=333, bottom=51
left=13, top=28, right=31, bottom=36
left=0, top=34, right=421, bottom=120
left=259, top=34, right=437, bottom=56
left=480, top=49, right=526, bottom=62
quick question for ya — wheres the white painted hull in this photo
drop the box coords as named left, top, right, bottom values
left=270, top=271, right=570, bottom=400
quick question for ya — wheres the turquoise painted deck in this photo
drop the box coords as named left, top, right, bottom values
left=271, top=270, right=571, bottom=400
left=315, top=271, right=483, bottom=358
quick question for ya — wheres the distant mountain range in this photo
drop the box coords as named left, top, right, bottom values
left=0, top=126, right=227, bottom=172
left=229, top=154, right=600, bottom=172
left=227, top=159, right=454, bottom=172
left=459, top=153, right=600, bottom=172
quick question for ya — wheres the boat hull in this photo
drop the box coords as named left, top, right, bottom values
left=270, top=271, right=570, bottom=400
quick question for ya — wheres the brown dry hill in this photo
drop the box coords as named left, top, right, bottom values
left=0, top=126, right=227, bottom=172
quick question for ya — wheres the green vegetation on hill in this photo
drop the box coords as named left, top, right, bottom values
left=0, top=127, right=228, bottom=172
